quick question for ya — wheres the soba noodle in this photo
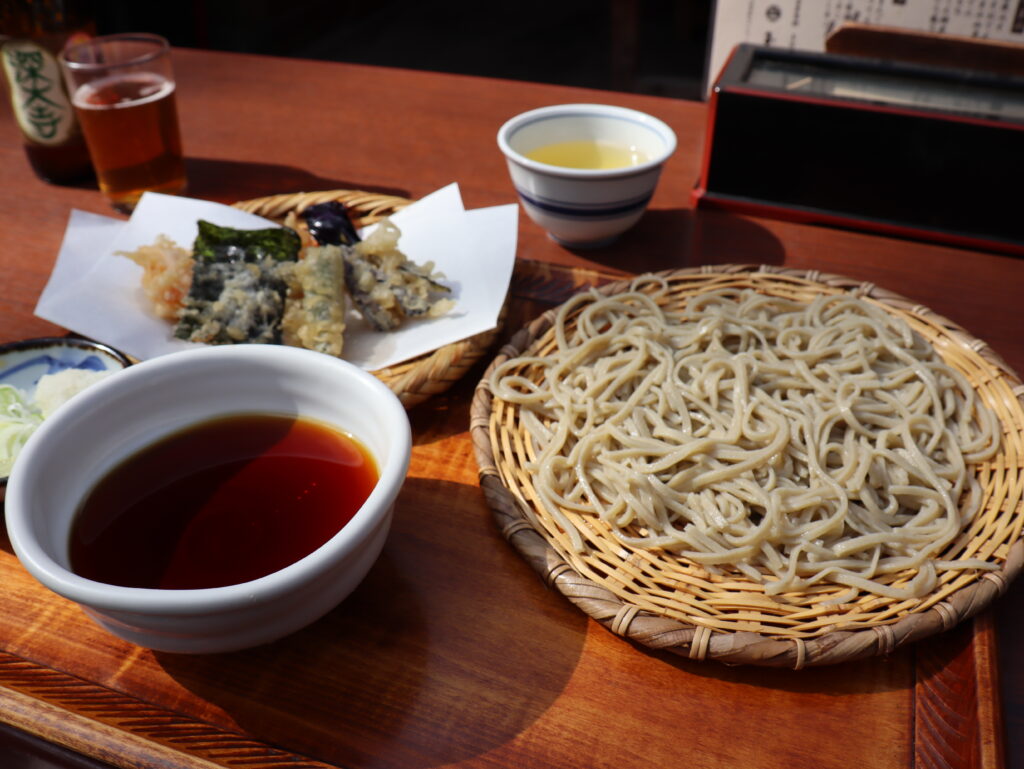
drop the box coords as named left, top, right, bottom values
left=490, top=280, right=1001, bottom=600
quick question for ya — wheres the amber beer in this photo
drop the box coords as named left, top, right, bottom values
left=71, top=72, right=186, bottom=210
left=60, top=33, right=185, bottom=211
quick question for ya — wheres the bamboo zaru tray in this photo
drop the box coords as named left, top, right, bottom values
left=233, top=190, right=499, bottom=409
left=472, top=265, right=1024, bottom=667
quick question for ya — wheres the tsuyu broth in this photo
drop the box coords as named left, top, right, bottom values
left=69, top=413, right=379, bottom=589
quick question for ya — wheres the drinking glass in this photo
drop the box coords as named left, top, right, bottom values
left=60, top=33, right=186, bottom=212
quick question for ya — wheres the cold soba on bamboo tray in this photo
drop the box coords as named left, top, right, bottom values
left=474, top=265, right=1024, bottom=668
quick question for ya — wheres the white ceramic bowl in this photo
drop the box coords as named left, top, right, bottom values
left=497, top=103, right=676, bottom=247
left=5, top=344, right=411, bottom=654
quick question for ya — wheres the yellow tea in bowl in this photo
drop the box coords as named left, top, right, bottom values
left=525, top=139, right=648, bottom=170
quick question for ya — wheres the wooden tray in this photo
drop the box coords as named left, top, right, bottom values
left=472, top=265, right=1024, bottom=667
left=0, top=261, right=1007, bottom=769
left=233, top=189, right=499, bottom=409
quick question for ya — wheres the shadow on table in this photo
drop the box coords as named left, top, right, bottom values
left=549, top=207, right=787, bottom=272
left=183, top=156, right=411, bottom=204
left=155, top=475, right=587, bottom=769
left=685, top=208, right=789, bottom=266
left=544, top=207, right=696, bottom=275
left=407, top=362, right=490, bottom=444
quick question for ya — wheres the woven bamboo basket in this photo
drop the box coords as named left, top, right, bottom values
left=233, top=190, right=499, bottom=409
left=471, top=265, right=1024, bottom=667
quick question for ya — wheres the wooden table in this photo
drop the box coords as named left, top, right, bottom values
left=1, top=48, right=1023, bottom=769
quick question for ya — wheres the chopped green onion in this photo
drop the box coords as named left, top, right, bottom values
left=0, top=384, right=43, bottom=477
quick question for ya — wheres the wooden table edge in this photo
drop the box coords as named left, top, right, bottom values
left=0, top=609, right=1006, bottom=769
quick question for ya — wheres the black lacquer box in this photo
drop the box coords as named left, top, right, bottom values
left=693, top=44, right=1024, bottom=256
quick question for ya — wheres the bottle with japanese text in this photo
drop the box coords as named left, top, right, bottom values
left=0, top=0, right=95, bottom=184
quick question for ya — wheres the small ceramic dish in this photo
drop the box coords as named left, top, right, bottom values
left=497, top=103, right=677, bottom=247
left=0, top=336, right=132, bottom=499
left=5, top=343, right=412, bottom=653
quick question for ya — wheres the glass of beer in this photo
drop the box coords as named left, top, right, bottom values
left=60, top=33, right=186, bottom=212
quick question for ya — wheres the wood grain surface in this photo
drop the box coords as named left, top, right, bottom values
left=1, top=48, right=1023, bottom=769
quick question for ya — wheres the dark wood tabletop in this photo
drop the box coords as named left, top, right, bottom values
left=1, top=47, right=1023, bottom=769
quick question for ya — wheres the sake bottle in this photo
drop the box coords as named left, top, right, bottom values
left=0, top=0, right=95, bottom=184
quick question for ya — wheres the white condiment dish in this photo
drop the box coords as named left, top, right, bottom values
left=0, top=336, right=131, bottom=499
left=5, top=344, right=411, bottom=654
left=497, top=103, right=676, bottom=247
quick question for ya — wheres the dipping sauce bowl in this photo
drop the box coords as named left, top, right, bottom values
left=5, top=344, right=411, bottom=653
left=497, top=103, right=676, bottom=248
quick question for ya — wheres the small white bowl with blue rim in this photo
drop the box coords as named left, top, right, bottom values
left=0, top=337, right=131, bottom=499
left=497, top=103, right=676, bottom=248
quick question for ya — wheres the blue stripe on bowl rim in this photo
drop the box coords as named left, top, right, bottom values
left=515, top=187, right=652, bottom=219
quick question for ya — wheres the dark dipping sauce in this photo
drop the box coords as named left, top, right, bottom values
left=69, top=414, right=379, bottom=590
